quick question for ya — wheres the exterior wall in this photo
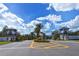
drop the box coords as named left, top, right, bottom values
left=0, top=36, right=16, bottom=41
left=60, top=35, right=79, bottom=40
left=60, top=35, right=68, bottom=40
left=0, top=28, right=17, bottom=41
left=0, top=37, right=8, bottom=41
left=68, top=36, right=79, bottom=39
left=60, top=35, right=63, bottom=39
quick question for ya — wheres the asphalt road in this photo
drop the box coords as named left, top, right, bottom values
left=0, top=40, right=79, bottom=56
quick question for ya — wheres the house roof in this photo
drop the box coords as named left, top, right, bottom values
left=5, top=28, right=17, bottom=31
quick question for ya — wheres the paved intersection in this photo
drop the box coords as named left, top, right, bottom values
left=0, top=40, right=79, bottom=56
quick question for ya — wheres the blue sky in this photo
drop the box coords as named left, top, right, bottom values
left=4, top=3, right=79, bottom=22
left=4, top=3, right=50, bottom=23
left=0, top=3, right=79, bottom=35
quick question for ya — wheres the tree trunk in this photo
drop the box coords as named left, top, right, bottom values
left=37, top=33, right=39, bottom=37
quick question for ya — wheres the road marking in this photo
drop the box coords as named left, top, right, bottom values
left=64, top=46, right=70, bottom=48
left=28, top=41, right=70, bottom=49
left=28, top=40, right=35, bottom=48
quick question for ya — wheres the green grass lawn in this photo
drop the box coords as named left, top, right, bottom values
left=0, top=42, right=11, bottom=45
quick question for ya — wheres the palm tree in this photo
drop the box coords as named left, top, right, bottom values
left=60, top=27, right=69, bottom=40
left=34, top=23, right=43, bottom=37
left=3, top=25, right=8, bottom=31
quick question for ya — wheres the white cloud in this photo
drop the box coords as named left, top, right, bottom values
left=0, top=4, right=8, bottom=13
left=59, top=15, right=79, bottom=31
left=1, top=3, right=79, bottom=35
left=26, top=19, right=52, bottom=34
left=31, top=20, right=41, bottom=25
left=47, top=3, right=79, bottom=11
left=0, top=4, right=44, bottom=34
left=0, top=3, right=62, bottom=35
left=25, top=20, right=42, bottom=34
left=0, top=4, right=28, bottom=34
left=46, top=3, right=53, bottom=10
left=36, top=14, right=62, bottom=33
left=37, top=14, right=62, bottom=22
left=1, top=12, right=26, bottom=29
left=46, top=3, right=79, bottom=32
left=41, top=22, right=51, bottom=32
left=26, top=20, right=41, bottom=28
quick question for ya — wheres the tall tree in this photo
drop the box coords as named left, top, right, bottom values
left=34, top=23, right=43, bottom=37
left=2, top=25, right=8, bottom=36
left=52, top=30, right=60, bottom=40
left=2, top=25, right=8, bottom=31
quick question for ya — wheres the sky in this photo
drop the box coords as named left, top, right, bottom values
left=0, top=3, right=79, bottom=35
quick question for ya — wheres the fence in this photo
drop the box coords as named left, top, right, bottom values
left=60, top=35, right=79, bottom=40
left=0, top=36, right=16, bottom=41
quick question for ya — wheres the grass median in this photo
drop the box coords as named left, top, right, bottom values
left=0, top=41, right=11, bottom=45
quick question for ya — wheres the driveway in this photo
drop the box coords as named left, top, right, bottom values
left=0, top=40, right=79, bottom=56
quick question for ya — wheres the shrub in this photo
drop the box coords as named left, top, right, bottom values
left=34, top=37, right=50, bottom=42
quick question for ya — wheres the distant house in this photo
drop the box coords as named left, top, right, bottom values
left=59, top=27, right=69, bottom=40
left=60, top=31, right=79, bottom=40
left=0, top=28, right=18, bottom=41
left=60, top=35, right=79, bottom=40
left=68, top=35, right=79, bottom=40
left=60, top=34, right=68, bottom=40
